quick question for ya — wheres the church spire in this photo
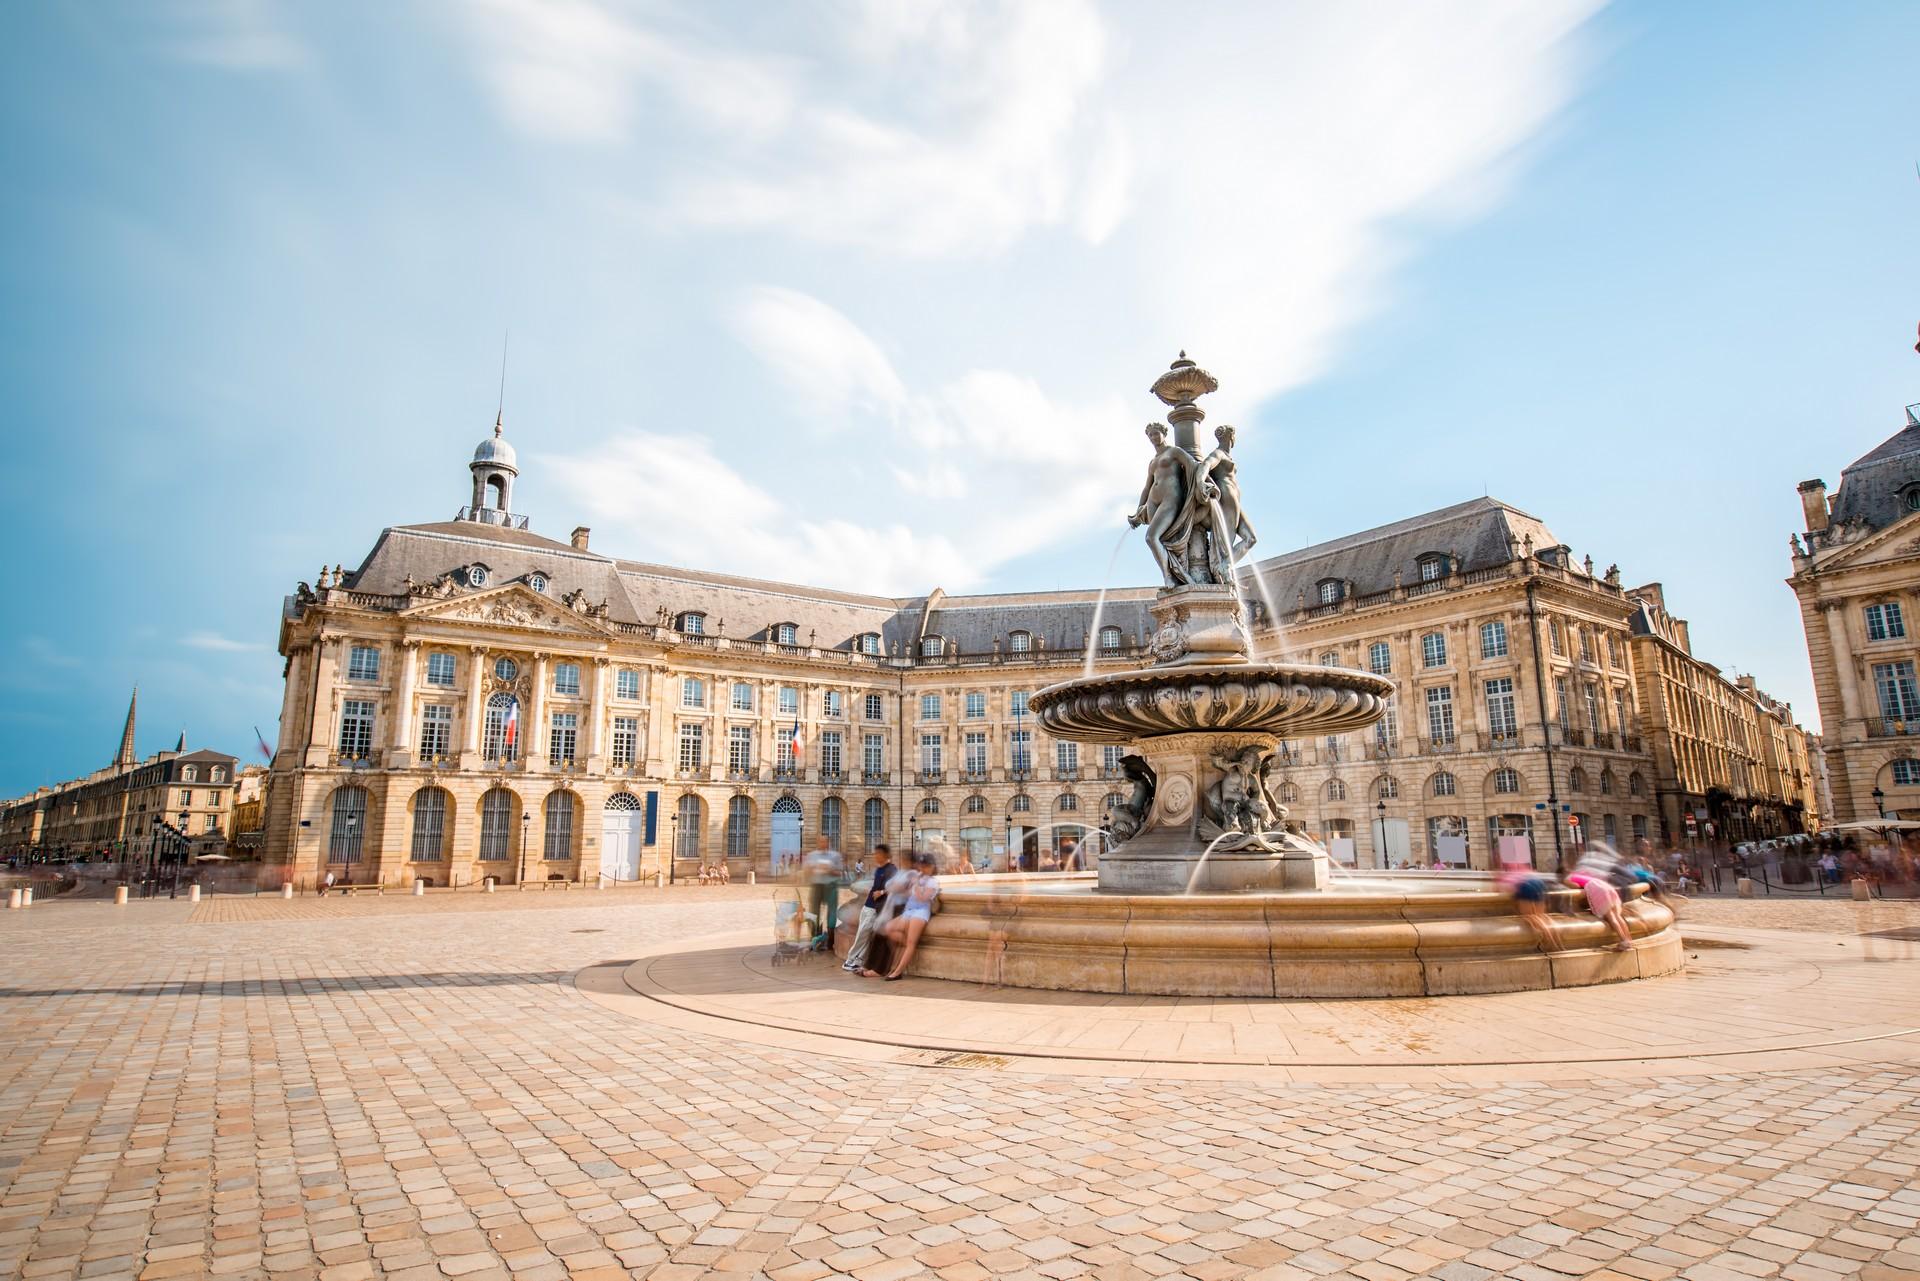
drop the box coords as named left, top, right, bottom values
left=114, top=688, right=137, bottom=769
left=175, top=729, right=186, bottom=753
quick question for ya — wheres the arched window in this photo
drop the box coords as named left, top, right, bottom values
left=1056, top=793, right=1079, bottom=811
left=1376, top=776, right=1399, bottom=800
left=181, top=766, right=198, bottom=783
left=1417, top=553, right=1447, bottom=582
left=726, top=796, right=751, bottom=856
left=210, top=767, right=226, bottom=783
left=1009, top=630, right=1031, bottom=653
left=919, top=797, right=942, bottom=815
left=479, top=788, right=514, bottom=860
left=543, top=792, right=576, bottom=861
left=1628, top=771, right=1645, bottom=796
left=1316, top=578, right=1342, bottom=605
left=676, top=612, right=706, bottom=635
left=1891, top=759, right=1920, bottom=786
left=964, top=794, right=986, bottom=814
left=328, top=786, right=368, bottom=865
left=1479, top=620, right=1508, bottom=658
left=1099, top=626, right=1122, bottom=653
left=1421, top=631, right=1447, bottom=668
left=410, top=787, right=449, bottom=861
left=483, top=693, right=519, bottom=761
left=1432, top=771, right=1457, bottom=797
left=1009, top=794, right=1032, bottom=813
left=921, top=635, right=945, bottom=657
left=1569, top=767, right=1587, bottom=793
left=675, top=794, right=702, bottom=858
left=864, top=797, right=886, bottom=847
left=467, top=564, right=489, bottom=588
left=527, top=572, right=547, bottom=593
left=1600, top=769, right=1615, bottom=795
left=1326, top=779, right=1348, bottom=801
left=1368, top=642, right=1390, bottom=675
left=605, top=792, right=641, bottom=811
left=821, top=796, right=843, bottom=844
left=1493, top=768, right=1520, bottom=795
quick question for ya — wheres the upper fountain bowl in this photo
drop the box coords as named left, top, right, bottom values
left=1030, top=662, right=1396, bottom=745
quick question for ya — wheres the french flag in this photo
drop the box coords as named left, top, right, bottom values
left=790, top=716, right=805, bottom=764
left=504, top=700, right=519, bottom=752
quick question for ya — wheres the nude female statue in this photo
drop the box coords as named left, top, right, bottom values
left=1202, top=425, right=1257, bottom=565
left=1129, top=422, right=1201, bottom=586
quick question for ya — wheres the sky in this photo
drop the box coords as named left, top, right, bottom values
left=0, top=0, right=1916, bottom=798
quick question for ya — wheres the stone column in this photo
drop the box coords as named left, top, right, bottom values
left=277, top=648, right=307, bottom=755
left=1820, top=602, right=1866, bottom=729
left=462, top=646, right=488, bottom=765
left=529, top=653, right=550, bottom=772
left=586, top=658, right=609, bottom=770
left=303, top=637, right=339, bottom=768
left=390, top=640, right=420, bottom=767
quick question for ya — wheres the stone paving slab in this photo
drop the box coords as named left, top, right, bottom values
left=2, top=892, right=1917, bottom=1281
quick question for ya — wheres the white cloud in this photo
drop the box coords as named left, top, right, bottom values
left=733, top=287, right=906, bottom=422
left=182, top=631, right=262, bottom=653
left=160, top=0, right=306, bottom=71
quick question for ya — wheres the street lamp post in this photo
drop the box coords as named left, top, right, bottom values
left=147, top=816, right=161, bottom=897
left=172, top=809, right=189, bottom=898
left=518, top=811, right=531, bottom=885
left=1375, top=799, right=1387, bottom=871
left=909, top=815, right=917, bottom=856
left=1873, top=786, right=1887, bottom=820
left=668, top=813, right=678, bottom=884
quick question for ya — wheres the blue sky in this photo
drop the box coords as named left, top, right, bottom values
left=1, top=0, right=1916, bottom=797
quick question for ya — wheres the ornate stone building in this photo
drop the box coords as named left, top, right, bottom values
left=262, top=426, right=1817, bottom=886
left=1789, top=405, right=1920, bottom=821
left=0, top=690, right=238, bottom=861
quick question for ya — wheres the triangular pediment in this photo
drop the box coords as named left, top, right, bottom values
left=1812, top=508, right=1920, bottom=573
left=401, top=583, right=612, bottom=638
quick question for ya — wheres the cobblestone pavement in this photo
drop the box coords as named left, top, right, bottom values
left=2, top=893, right=1917, bottom=1281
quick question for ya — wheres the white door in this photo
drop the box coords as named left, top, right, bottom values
left=770, top=799, right=802, bottom=876
left=1369, top=817, right=1411, bottom=868
left=599, top=802, right=645, bottom=883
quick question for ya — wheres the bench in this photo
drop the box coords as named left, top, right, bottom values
left=324, top=883, right=383, bottom=896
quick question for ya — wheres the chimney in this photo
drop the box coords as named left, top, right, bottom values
left=570, top=526, right=591, bottom=551
left=1797, top=480, right=1829, bottom=534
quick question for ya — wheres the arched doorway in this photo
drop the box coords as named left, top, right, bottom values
left=770, top=796, right=802, bottom=875
left=601, top=792, right=642, bottom=881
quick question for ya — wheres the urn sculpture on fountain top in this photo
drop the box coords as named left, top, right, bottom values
left=1031, top=355, right=1396, bottom=893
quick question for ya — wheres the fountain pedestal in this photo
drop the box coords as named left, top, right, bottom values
left=1146, top=584, right=1250, bottom=666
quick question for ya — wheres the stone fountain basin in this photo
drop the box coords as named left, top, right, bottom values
left=1030, top=661, right=1396, bottom=742
left=899, top=872, right=1684, bottom=998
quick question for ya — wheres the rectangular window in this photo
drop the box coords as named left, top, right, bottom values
left=418, top=705, right=453, bottom=759
left=1421, top=632, right=1447, bottom=668
left=1874, top=661, right=1920, bottom=723
left=1102, top=744, right=1124, bottom=774
left=863, top=733, right=885, bottom=774
left=1484, top=679, right=1516, bottom=739
left=820, top=731, right=843, bottom=776
left=1480, top=621, right=1508, bottom=659
left=964, top=731, right=988, bottom=775
left=425, top=652, right=456, bottom=686
left=1554, top=677, right=1570, bottom=730
left=411, top=791, right=445, bottom=860
left=1614, top=690, right=1629, bottom=736
left=864, top=692, right=884, bottom=721
left=965, top=692, right=987, bottom=719
left=338, top=700, right=374, bottom=758
left=677, top=723, right=704, bottom=771
left=1010, top=729, right=1032, bottom=772
left=1550, top=622, right=1564, bottom=656
left=919, top=733, right=943, bottom=772
left=612, top=716, right=638, bottom=768
left=681, top=677, right=705, bottom=708
left=823, top=690, right=843, bottom=718
left=1607, top=634, right=1622, bottom=667
left=1425, top=687, right=1455, bottom=744
left=1584, top=683, right=1601, bottom=733
left=1866, top=602, right=1906, bottom=641
left=1056, top=740, right=1079, bottom=772
left=616, top=669, right=641, bottom=700
left=778, top=686, right=799, bottom=716
left=728, top=724, right=753, bottom=774
left=1578, top=629, right=1594, bottom=662
left=920, top=693, right=942, bottom=720
left=776, top=726, right=799, bottom=771
left=1368, top=641, right=1391, bottom=675
left=543, top=800, right=573, bottom=860
left=1893, top=759, right=1920, bottom=786
left=1010, top=690, right=1030, bottom=717
left=483, top=697, right=518, bottom=761
left=1631, top=815, right=1648, bottom=841
left=549, top=712, right=578, bottom=764
left=347, top=646, right=380, bottom=682
left=552, top=663, right=581, bottom=696
left=1375, top=697, right=1399, bottom=747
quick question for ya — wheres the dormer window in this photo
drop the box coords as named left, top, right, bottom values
left=1008, top=630, right=1031, bottom=653
left=181, top=766, right=198, bottom=783
left=921, top=636, right=945, bottom=657
left=677, top=612, right=705, bottom=635
left=1099, top=626, right=1122, bottom=653
left=857, top=632, right=881, bottom=655
left=527, top=572, right=547, bottom=593
left=467, top=565, right=489, bottom=588
left=774, top=622, right=798, bottom=645
left=1316, top=579, right=1342, bottom=605
left=1417, top=554, right=1447, bottom=582
left=1905, top=486, right=1920, bottom=512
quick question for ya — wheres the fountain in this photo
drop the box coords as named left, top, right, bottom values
left=908, top=355, right=1685, bottom=997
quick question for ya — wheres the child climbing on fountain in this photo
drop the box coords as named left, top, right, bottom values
left=1566, top=848, right=1635, bottom=952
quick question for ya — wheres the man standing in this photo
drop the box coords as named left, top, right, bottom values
left=800, top=835, right=845, bottom=954
left=842, top=843, right=895, bottom=974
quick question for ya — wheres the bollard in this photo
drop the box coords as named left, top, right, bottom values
left=114, top=885, right=129, bottom=906
left=188, top=885, right=201, bottom=903
left=20, top=889, right=31, bottom=907
left=413, top=879, right=425, bottom=896
left=748, top=870, right=757, bottom=886
left=282, top=882, right=295, bottom=899
left=655, top=870, right=664, bottom=888
left=1851, top=878, right=1871, bottom=901
left=1737, top=877, right=1753, bottom=898
left=485, top=877, right=495, bottom=893
left=6, top=888, right=19, bottom=910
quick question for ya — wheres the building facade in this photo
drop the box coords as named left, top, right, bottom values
left=1789, top=406, right=1920, bottom=822
left=262, top=426, right=1817, bottom=886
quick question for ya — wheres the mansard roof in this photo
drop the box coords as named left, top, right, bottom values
left=922, top=588, right=1157, bottom=654
left=613, top=560, right=909, bottom=651
left=1828, top=417, right=1920, bottom=532
left=346, top=521, right=644, bottom=624
left=1241, top=497, right=1558, bottom=608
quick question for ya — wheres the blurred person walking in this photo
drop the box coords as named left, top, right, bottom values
left=842, top=844, right=896, bottom=974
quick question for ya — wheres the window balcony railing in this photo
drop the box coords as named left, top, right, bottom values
left=862, top=769, right=890, bottom=785
left=961, top=769, right=990, bottom=784
left=455, top=505, right=530, bottom=531
left=1421, top=737, right=1457, bottom=755
left=727, top=767, right=754, bottom=781
left=1591, top=732, right=1615, bottom=751
left=676, top=766, right=705, bottom=779
left=1485, top=731, right=1522, bottom=749
left=331, top=752, right=379, bottom=769
left=918, top=769, right=944, bottom=786
left=1623, top=735, right=1643, bottom=752
left=1872, top=719, right=1920, bottom=738
left=607, top=762, right=642, bottom=777
left=548, top=757, right=579, bottom=772
left=1100, top=766, right=1126, bottom=780
left=1055, top=767, right=1082, bottom=781
left=1564, top=729, right=1588, bottom=747
left=1371, top=741, right=1397, bottom=759
left=1009, top=767, right=1033, bottom=782
left=820, top=770, right=846, bottom=786
left=773, top=766, right=800, bottom=782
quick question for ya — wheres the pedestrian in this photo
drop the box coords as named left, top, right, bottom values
left=800, top=836, right=845, bottom=954
left=842, top=843, right=896, bottom=974
left=321, top=869, right=335, bottom=897
left=880, top=853, right=941, bottom=980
